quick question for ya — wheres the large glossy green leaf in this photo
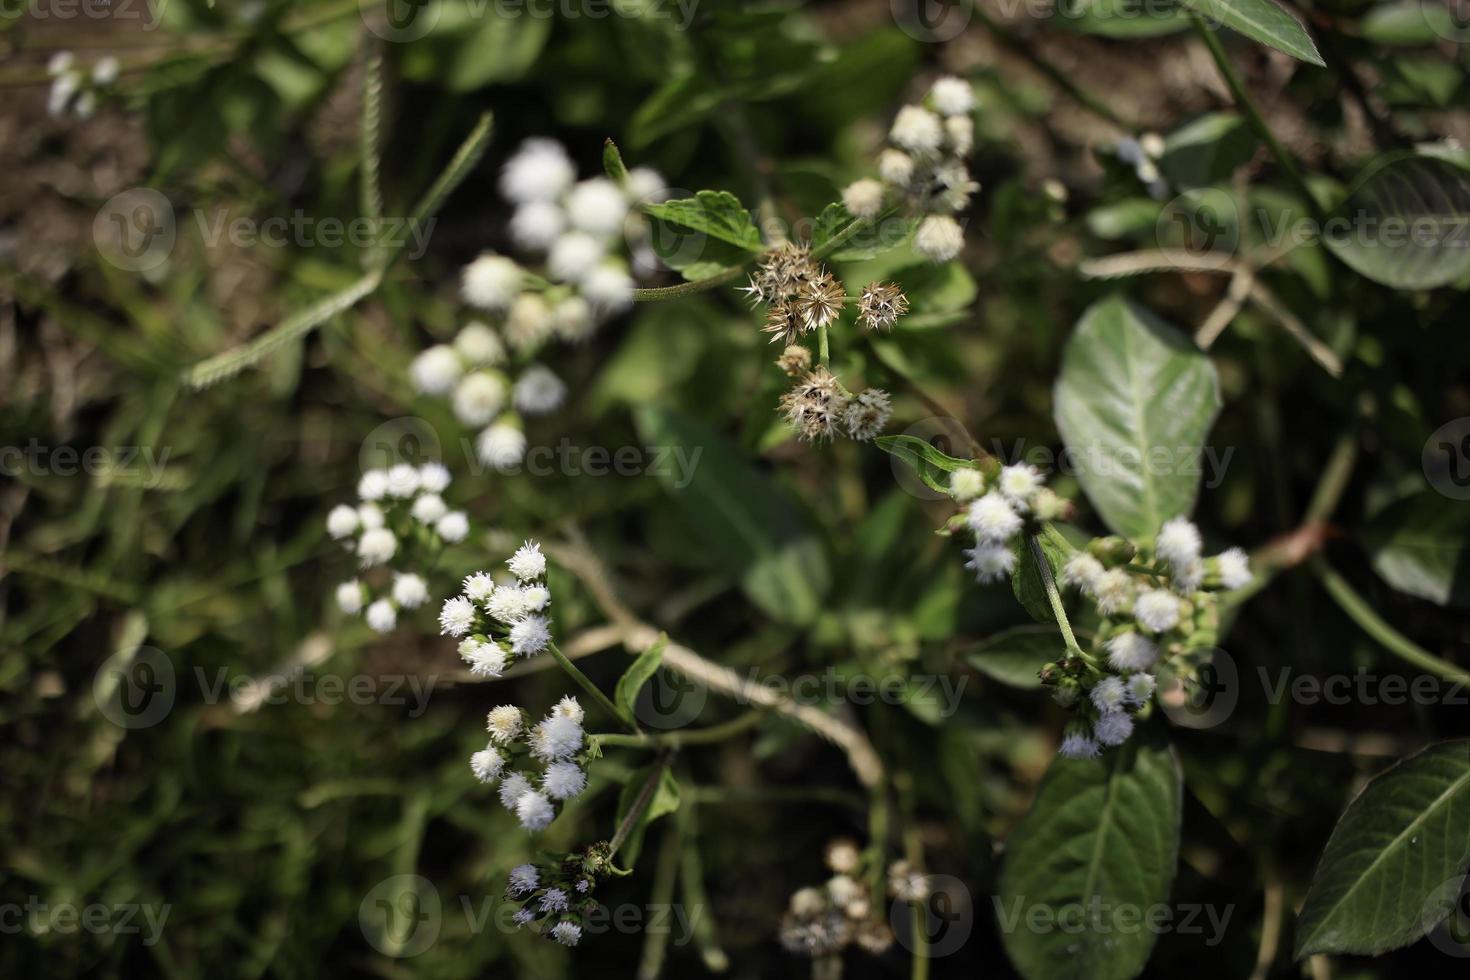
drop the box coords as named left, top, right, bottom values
left=1296, top=740, right=1470, bottom=957
left=997, top=729, right=1183, bottom=980
left=1365, top=491, right=1470, bottom=608
left=1053, top=297, right=1221, bottom=541
left=1181, top=0, right=1324, bottom=65
left=1323, top=156, right=1470, bottom=289
left=635, top=407, right=830, bottom=624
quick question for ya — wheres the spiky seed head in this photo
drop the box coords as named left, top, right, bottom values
left=857, top=281, right=909, bottom=331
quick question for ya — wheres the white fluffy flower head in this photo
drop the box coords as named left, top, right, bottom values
left=1216, top=547, right=1252, bottom=590
left=486, top=705, right=524, bottom=743
left=543, top=761, right=587, bottom=800
left=500, top=138, right=576, bottom=203
left=516, top=790, right=556, bottom=831
left=436, top=511, right=469, bottom=543
left=1134, top=588, right=1182, bottom=633
left=392, top=573, right=429, bottom=609
left=949, top=468, right=985, bottom=502
left=478, top=422, right=527, bottom=471
left=566, top=177, right=629, bottom=238
left=461, top=254, right=523, bottom=311
left=915, top=214, right=964, bottom=262
left=1091, top=676, right=1128, bottom=714
left=439, top=596, right=476, bottom=636
left=326, top=504, right=359, bottom=539
left=365, top=599, right=397, bottom=633
left=357, top=528, right=397, bottom=568
left=1155, top=517, right=1202, bottom=569
left=507, top=540, right=547, bottom=581
left=410, top=344, right=463, bottom=396
left=1105, top=631, right=1159, bottom=672
left=890, top=105, right=943, bottom=156
left=470, top=745, right=505, bottom=783
left=509, top=615, right=552, bottom=657
left=964, top=543, right=1015, bottom=584
left=841, top=179, right=885, bottom=219
left=512, top=365, right=566, bottom=415
left=452, top=371, right=506, bottom=427
left=967, top=492, right=1022, bottom=543
left=929, top=76, right=975, bottom=117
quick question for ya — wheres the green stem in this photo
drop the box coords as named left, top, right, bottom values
left=1313, top=561, right=1470, bottom=685
left=632, top=264, right=748, bottom=302
left=1029, top=534, right=1093, bottom=664
left=609, top=757, right=671, bottom=857
left=548, top=642, right=639, bottom=734
left=817, top=322, right=830, bottom=366
left=1191, top=16, right=1320, bottom=215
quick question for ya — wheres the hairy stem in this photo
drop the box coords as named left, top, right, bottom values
left=548, top=642, right=639, bottom=734
left=632, top=264, right=748, bottom=302
left=610, top=757, right=671, bottom=857
left=594, top=710, right=763, bottom=749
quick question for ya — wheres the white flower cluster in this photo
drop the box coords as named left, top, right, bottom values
left=1054, top=516, right=1252, bottom=758
left=438, top=540, right=554, bottom=679
left=47, top=52, right=119, bottom=119
left=504, top=848, right=609, bottom=948
left=950, top=462, right=1067, bottom=585
left=779, top=839, right=894, bottom=960
left=1115, top=133, right=1169, bottom=200
left=410, top=138, right=667, bottom=471
left=328, top=462, right=467, bottom=633
left=842, top=75, right=978, bottom=263
left=470, top=695, right=587, bottom=832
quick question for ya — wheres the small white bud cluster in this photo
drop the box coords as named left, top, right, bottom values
left=842, top=75, right=979, bottom=263
left=471, top=694, right=587, bottom=834
left=1052, top=516, right=1253, bottom=755
left=951, top=462, right=1066, bottom=585
left=503, top=849, right=606, bottom=947
left=1115, top=133, right=1169, bottom=200
left=328, top=462, right=463, bottom=633
left=779, top=840, right=895, bottom=960
left=412, top=138, right=666, bottom=472
left=47, top=52, right=119, bottom=120
left=439, top=541, right=555, bottom=672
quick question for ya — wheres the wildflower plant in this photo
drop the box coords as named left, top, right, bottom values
left=24, top=10, right=1470, bottom=980
left=408, top=138, right=667, bottom=471
left=327, top=462, right=467, bottom=634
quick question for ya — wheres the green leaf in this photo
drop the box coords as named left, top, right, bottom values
left=398, top=10, right=551, bottom=92
left=613, top=765, right=681, bottom=868
left=1178, top=0, right=1324, bottom=65
left=1011, top=529, right=1078, bottom=625
left=1085, top=199, right=1164, bottom=240
left=615, top=634, right=668, bottom=726
left=963, top=625, right=1062, bottom=689
left=1365, top=491, right=1470, bottom=608
left=1295, top=740, right=1470, bottom=957
left=1361, top=2, right=1462, bottom=46
left=873, top=434, right=977, bottom=496
left=635, top=407, right=830, bottom=625
left=645, top=191, right=763, bottom=250
left=602, top=138, right=629, bottom=185
left=997, top=729, right=1182, bottom=980
left=1322, top=155, right=1470, bottom=290
left=1159, top=113, right=1257, bottom=189
left=1053, top=296, right=1221, bottom=540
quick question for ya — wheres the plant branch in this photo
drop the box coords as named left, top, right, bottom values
left=1191, top=17, right=1319, bottom=214
left=1313, top=560, right=1470, bottom=685
left=548, top=641, right=639, bottom=735
left=1029, top=533, right=1090, bottom=662
left=632, top=264, right=748, bottom=302
left=609, top=757, right=672, bottom=857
